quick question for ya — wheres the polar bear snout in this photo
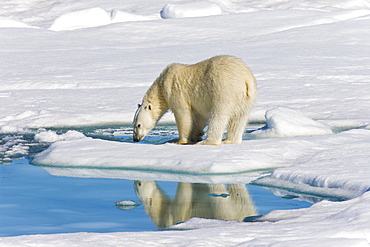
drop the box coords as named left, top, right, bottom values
left=133, top=119, right=153, bottom=142
left=133, top=133, right=143, bottom=142
left=133, top=125, right=144, bottom=142
left=133, top=134, right=141, bottom=142
left=133, top=120, right=153, bottom=142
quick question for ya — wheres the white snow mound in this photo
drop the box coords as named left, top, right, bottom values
left=34, top=130, right=86, bottom=143
left=110, top=10, right=159, bottom=23
left=160, top=2, right=222, bottom=19
left=0, top=17, right=34, bottom=28
left=50, top=7, right=111, bottom=31
left=0, top=125, right=25, bottom=133
left=252, top=107, right=333, bottom=138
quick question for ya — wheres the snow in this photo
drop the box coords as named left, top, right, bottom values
left=50, top=7, right=161, bottom=31
left=1, top=0, right=370, bottom=246
left=49, top=7, right=111, bottom=31
left=0, top=17, right=34, bottom=28
left=110, top=10, right=159, bottom=23
left=251, top=106, right=333, bottom=138
left=160, top=2, right=222, bottom=19
left=34, top=130, right=86, bottom=143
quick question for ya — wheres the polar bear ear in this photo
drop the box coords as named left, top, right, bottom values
left=148, top=103, right=152, bottom=111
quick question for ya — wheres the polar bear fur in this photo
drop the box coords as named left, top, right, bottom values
left=133, top=55, right=257, bottom=145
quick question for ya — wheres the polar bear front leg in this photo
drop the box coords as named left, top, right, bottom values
left=173, top=109, right=193, bottom=144
left=190, top=111, right=207, bottom=143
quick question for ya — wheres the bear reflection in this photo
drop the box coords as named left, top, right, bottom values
left=134, top=180, right=257, bottom=228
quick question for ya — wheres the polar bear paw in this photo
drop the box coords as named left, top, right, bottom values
left=222, top=139, right=242, bottom=145
left=195, top=138, right=222, bottom=145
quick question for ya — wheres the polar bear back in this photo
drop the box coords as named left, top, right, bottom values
left=158, top=55, right=256, bottom=115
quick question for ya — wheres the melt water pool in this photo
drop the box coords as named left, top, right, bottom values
left=0, top=158, right=314, bottom=237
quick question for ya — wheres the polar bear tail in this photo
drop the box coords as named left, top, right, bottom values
left=245, top=73, right=258, bottom=104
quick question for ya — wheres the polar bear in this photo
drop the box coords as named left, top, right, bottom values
left=134, top=180, right=257, bottom=228
left=133, top=55, right=257, bottom=145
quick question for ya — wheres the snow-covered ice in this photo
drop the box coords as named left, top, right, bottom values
left=251, top=106, right=333, bottom=138
left=115, top=200, right=140, bottom=210
left=110, top=10, right=159, bottom=23
left=160, top=2, right=222, bottom=19
left=34, top=130, right=86, bottom=143
left=50, top=7, right=111, bottom=31
left=32, top=127, right=370, bottom=200
left=1, top=0, right=370, bottom=246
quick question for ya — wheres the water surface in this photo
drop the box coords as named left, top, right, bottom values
left=1, top=158, right=314, bottom=237
left=0, top=124, right=316, bottom=237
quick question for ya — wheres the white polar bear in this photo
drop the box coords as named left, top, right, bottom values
left=133, top=55, right=257, bottom=145
left=134, top=180, right=257, bottom=228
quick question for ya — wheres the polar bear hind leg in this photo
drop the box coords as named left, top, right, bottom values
left=222, top=112, right=249, bottom=144
left=196, top=111, right=229, bottom=145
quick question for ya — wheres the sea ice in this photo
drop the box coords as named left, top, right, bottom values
left=1, top=0, right=370, bottom=245
left=34, top=130, right=86, bottom=143
left=160, top=2, right=222, bottom=19
left=114, top=200, right=140, bottom=210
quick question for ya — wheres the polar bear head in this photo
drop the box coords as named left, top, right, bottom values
left=133, top=103, right=156, bottom=142
left=133, top=180, right=157, bottom=199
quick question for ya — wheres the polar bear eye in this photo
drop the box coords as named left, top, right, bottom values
left=137, top=124, right=141, bottom=128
